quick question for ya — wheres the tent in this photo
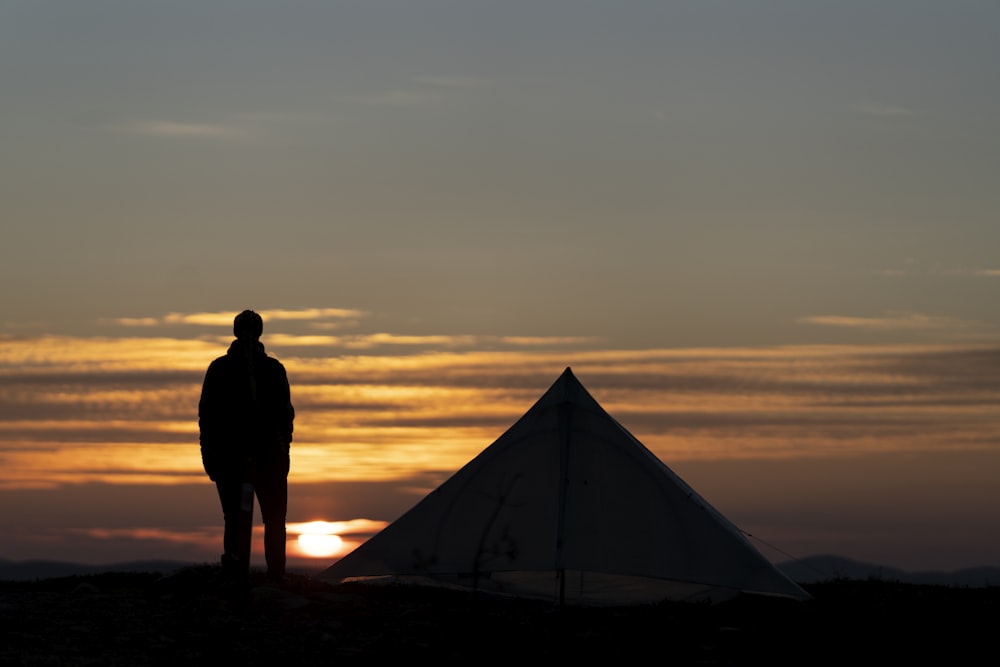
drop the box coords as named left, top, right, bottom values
left=318, top=367, right=810, bottom=605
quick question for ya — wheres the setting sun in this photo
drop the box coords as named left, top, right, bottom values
left=290, top=521, right=345, bottom=558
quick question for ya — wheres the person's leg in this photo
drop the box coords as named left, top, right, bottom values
left=215, top=475, right=248, bottom=579
left=255, top=457, right=288, bottom=580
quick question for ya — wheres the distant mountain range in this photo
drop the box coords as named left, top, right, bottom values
left=2, top=554, right=998, bottom=587
left=777, top=554, right=1000, bottom=588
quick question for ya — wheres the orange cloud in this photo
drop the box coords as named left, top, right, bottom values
left=3, top=330, right=999, bottom=493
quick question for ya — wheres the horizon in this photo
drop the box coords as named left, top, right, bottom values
left=3, top=1, right=1000, bottom=575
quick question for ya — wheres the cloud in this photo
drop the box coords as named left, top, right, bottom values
left=111, top=308, right=367, bottom=329
left=872, top=262, right=1000, bottom=279
left=164, top=311, right=236, bottom=327
left=6, top=304, right=1000, bottom=492
left=265, top=308, right=368, bottom=321
left=498, top=336, right=603, bottom=346
left=303, top=333, right=601, bottom=350
left=85, top=309, right=614, bottom=354
left=343, top=333, right=479, bottom=349
left=4, top=338, right=1000, bottom=490
left=267, top=334, right=344, bottom=347
left=0, top=335, right=216, bottom=371
left=113, top=317, right=161, bottom=327
left=412, top=75, right=481, bottom=89
left=797, top=311, right=976, bottom=331
left=108, top=312, right=231, bottom=328
left=115, top=120, right=244, bottom=140
left=345, top=75, right=480, bottom=108
left=72, top=526, right=214, bottom=546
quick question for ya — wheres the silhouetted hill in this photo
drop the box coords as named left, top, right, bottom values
left=0, top=558, right=192, bottom=581
left=777, top=554, right=1000, bottom=587
left=5, top=554, right=998, bottom=586
left=0, top=558, right=324, bottom=581
left=2, top=565, right=998, bottom=664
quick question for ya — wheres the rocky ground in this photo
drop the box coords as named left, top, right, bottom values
left=2, top=566, right=997, bottom=665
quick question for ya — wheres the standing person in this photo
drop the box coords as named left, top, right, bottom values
left=199, top=309, right=295, bottom=584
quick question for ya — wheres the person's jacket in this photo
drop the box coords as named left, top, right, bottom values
left=198, top=339, right=294, bottom=481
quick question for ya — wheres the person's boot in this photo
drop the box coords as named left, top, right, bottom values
left=219, top=552, right=250, bottom=599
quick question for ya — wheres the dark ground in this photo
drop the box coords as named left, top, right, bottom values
left=2, top=566, right=997, bottom=665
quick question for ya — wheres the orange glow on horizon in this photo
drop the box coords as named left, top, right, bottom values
left=2, top=335, right=1000, bottom=492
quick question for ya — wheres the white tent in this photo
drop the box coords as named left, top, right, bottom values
left=318, top=367, right=810, bottom=605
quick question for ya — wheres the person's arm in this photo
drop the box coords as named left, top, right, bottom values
left=198, top=362, right=223, bottom=480
left=274, top=361, right=294, bottom=445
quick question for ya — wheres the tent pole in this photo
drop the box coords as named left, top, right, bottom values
left=556, top=399, right=573, bottom=606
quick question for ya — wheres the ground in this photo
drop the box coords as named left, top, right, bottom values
left=2, top=566, right=996, bottom=665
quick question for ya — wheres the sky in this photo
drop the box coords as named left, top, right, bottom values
left=2, top=1, right=999, bottom=575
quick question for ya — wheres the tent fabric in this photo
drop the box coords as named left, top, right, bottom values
left=317, top=367, right=811, bottom=605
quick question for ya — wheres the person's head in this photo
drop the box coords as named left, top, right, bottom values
left=233, top=309, right=264, bottom=341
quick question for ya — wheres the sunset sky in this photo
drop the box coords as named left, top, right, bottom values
left=2, top=1, right=999, bottom=575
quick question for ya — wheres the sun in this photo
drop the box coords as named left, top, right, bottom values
left=297, top=532, right=343, bottom=558
left=291, top=521, right=345, bottom=558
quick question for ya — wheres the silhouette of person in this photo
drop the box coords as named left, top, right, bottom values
left=199, top=309, right=294, bottom=583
